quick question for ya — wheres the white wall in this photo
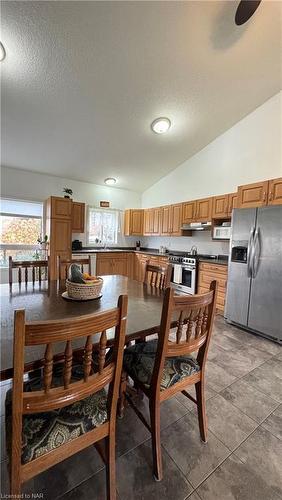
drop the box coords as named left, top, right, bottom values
left=141, top=92, right=282, bottom=255
left=142, top=92, right=282, bottom=208
left=1, top=166, right=141, bottom=249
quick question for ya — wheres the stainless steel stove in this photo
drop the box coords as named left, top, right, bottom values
left=168, top=253, right=197, bottom=294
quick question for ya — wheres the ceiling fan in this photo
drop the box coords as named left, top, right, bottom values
left=235, top=0, right=262, bottom=25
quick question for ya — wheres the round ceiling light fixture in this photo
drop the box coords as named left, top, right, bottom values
left=0, top=42, right=6, bottom=62
left=151, top=117, right=171, bottom=134
left=104, top=177, right=117, bottom=186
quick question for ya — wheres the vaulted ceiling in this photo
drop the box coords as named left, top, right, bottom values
left=1, top=1, right=281, bottom=192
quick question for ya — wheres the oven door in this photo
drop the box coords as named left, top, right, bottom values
left=181, top=265, right=196, bottom=294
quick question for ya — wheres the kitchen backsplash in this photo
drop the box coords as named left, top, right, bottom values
left=141, top=232, right=230, bottom=255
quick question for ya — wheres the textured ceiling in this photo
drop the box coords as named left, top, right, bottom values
left=1, top=1, right=281, bottom=192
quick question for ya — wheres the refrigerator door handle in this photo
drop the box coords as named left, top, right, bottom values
left=252, top=227, right=261, bottom=278
left=247, top=226, right=255, bottom=278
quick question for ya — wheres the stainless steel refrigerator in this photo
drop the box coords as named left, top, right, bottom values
left=225, top=206, right=282, bottom=343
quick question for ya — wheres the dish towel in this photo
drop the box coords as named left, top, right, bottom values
left=173, top=264, right=182, bottom=284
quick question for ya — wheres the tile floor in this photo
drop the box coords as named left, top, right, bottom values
left=1, top=316, right=281, bottom=500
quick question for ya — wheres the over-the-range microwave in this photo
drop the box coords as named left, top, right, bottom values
left=213, top=225, right=232, bottom=240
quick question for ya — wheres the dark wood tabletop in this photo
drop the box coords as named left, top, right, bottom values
left=0, top=275, right=165, bottom=380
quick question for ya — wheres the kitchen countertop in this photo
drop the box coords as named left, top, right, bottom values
left=72, top=248, right=228, bottom=264
left=198, top=258, right=228, bottom=266
left=72, top=248, right=166, bottom=257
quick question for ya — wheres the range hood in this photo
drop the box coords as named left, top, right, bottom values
left=181, top=222, right=212, bottom=231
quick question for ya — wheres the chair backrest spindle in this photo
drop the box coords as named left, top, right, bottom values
left=144, top=263, right=172, bottom=290
left=9, top=257, right=49, bottom=286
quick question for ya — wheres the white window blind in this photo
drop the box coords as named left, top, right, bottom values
left=87, top=207, right=119, bottom=245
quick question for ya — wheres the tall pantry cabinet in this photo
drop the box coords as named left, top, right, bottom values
left=46, top=197, right=72, bottom=280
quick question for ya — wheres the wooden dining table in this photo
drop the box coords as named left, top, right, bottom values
left=0, top=275, right=166, bottom=381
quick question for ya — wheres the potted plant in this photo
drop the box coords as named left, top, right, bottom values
left=63, top=188, right=73, bottom=199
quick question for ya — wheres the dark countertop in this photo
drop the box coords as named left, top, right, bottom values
left=198, top=258, right=228, bottom=266
left=72, top=248, right=167, bottom=257
left=72, top=248, right=229, bottom=264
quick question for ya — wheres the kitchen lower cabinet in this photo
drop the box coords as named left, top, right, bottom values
left=197, top=262, right=228, bottom=313
left=96, top=253, right=129, bottom=277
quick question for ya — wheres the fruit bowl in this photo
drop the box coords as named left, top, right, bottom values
left=66, top=277, right=103, bottom=300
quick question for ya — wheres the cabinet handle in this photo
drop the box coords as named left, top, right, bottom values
left=262, top=191, right=266, bottom=202
left=269, top=191, right=273, bottom=201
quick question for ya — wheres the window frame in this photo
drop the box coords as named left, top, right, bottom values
left=0, top=198, right=44, bottom=267
left=86, top=206, right=119, bottom=246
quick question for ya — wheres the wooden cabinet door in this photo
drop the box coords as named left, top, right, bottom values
left=152, top=207, right=161, bottom=235
left=113, top=256, right=128, bottom=276
left=195, top=198, right=212, bottom=221
left=212, top=195, right=229, bottom=218
left=51, top=219, right=72, bottom=254
left=51, top=197, right=72, bottom=219
left=71, top=202, right=85, bottom=233
left=96, top=256, right=113, bottom=275
left=170, top=204, right=183, bottom=235
left=268, top=177, right=282, bottom=205
left=143, top=209, right=152, bottom=235
left=237, top=181, right=269, bottom=208
left=131, top=210, right=144, bottom=235
left=50, top=218, right=71, bottom=279
left=182, top=201, right=196, bottom=224
left=124, top=210, right=131, bottom=236
left=228, top=192, right=238, bottom=215
left=161, top=206, right=171, bottom=235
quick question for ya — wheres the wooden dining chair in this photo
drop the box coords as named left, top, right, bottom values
left=144, top=262, right=172, bottom=289
left=58, top=255, right=91, bottom=280
left=119, top=281, right=217, bottom=481
left=6, top=295, right=128, bottom=499
left=9, top=256, right=49, bottom=286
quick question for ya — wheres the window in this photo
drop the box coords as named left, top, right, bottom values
left=0, top=199, right=44, bottom=267
left=87, top=207, right=119, bottom=245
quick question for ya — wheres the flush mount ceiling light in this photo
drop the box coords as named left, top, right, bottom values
left=151, top=117, right=171, bottom=134
left=104, top=177, right=117, bottom=186
left=0, top=42, right=6, bottom=62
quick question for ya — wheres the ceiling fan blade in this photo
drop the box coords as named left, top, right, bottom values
left=235, top=0, right=262, bottom=25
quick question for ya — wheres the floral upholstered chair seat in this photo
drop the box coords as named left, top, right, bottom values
left=5, top=365, right=108, bottom=465
left=123, top=339, right=200, bottom=391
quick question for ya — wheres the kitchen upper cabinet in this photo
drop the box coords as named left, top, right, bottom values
left=160, top=204, right=182, bottom=236
left=212, top=195, right=229, bottom=218
left=170, top=203, right=183, bottom=236
left=212, top=192, right=238, bottom=218
left=182, top=201, right=196, bottom=224
left=49, top=196, right=72, bottom=219
left=131, top=210, right=144, bottom=235
left=124, top=209, right=144, bottom=236
left=152, top=207, right=161, bottom=235
left=71, top=202, right=85, bottom=233
left=228, top=192, right=238, bottom=215
left=268, top=177, right=282, bottom=205
left=195, top=198, right=212, bottom=222
left=143, top=209, right=152, bottom=235
left=237, top=180, right=269, bottom=208
left=161, top=206, right=171, bottom=235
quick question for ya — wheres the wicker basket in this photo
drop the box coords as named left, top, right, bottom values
left=66, top=278, right=103, bottom=300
